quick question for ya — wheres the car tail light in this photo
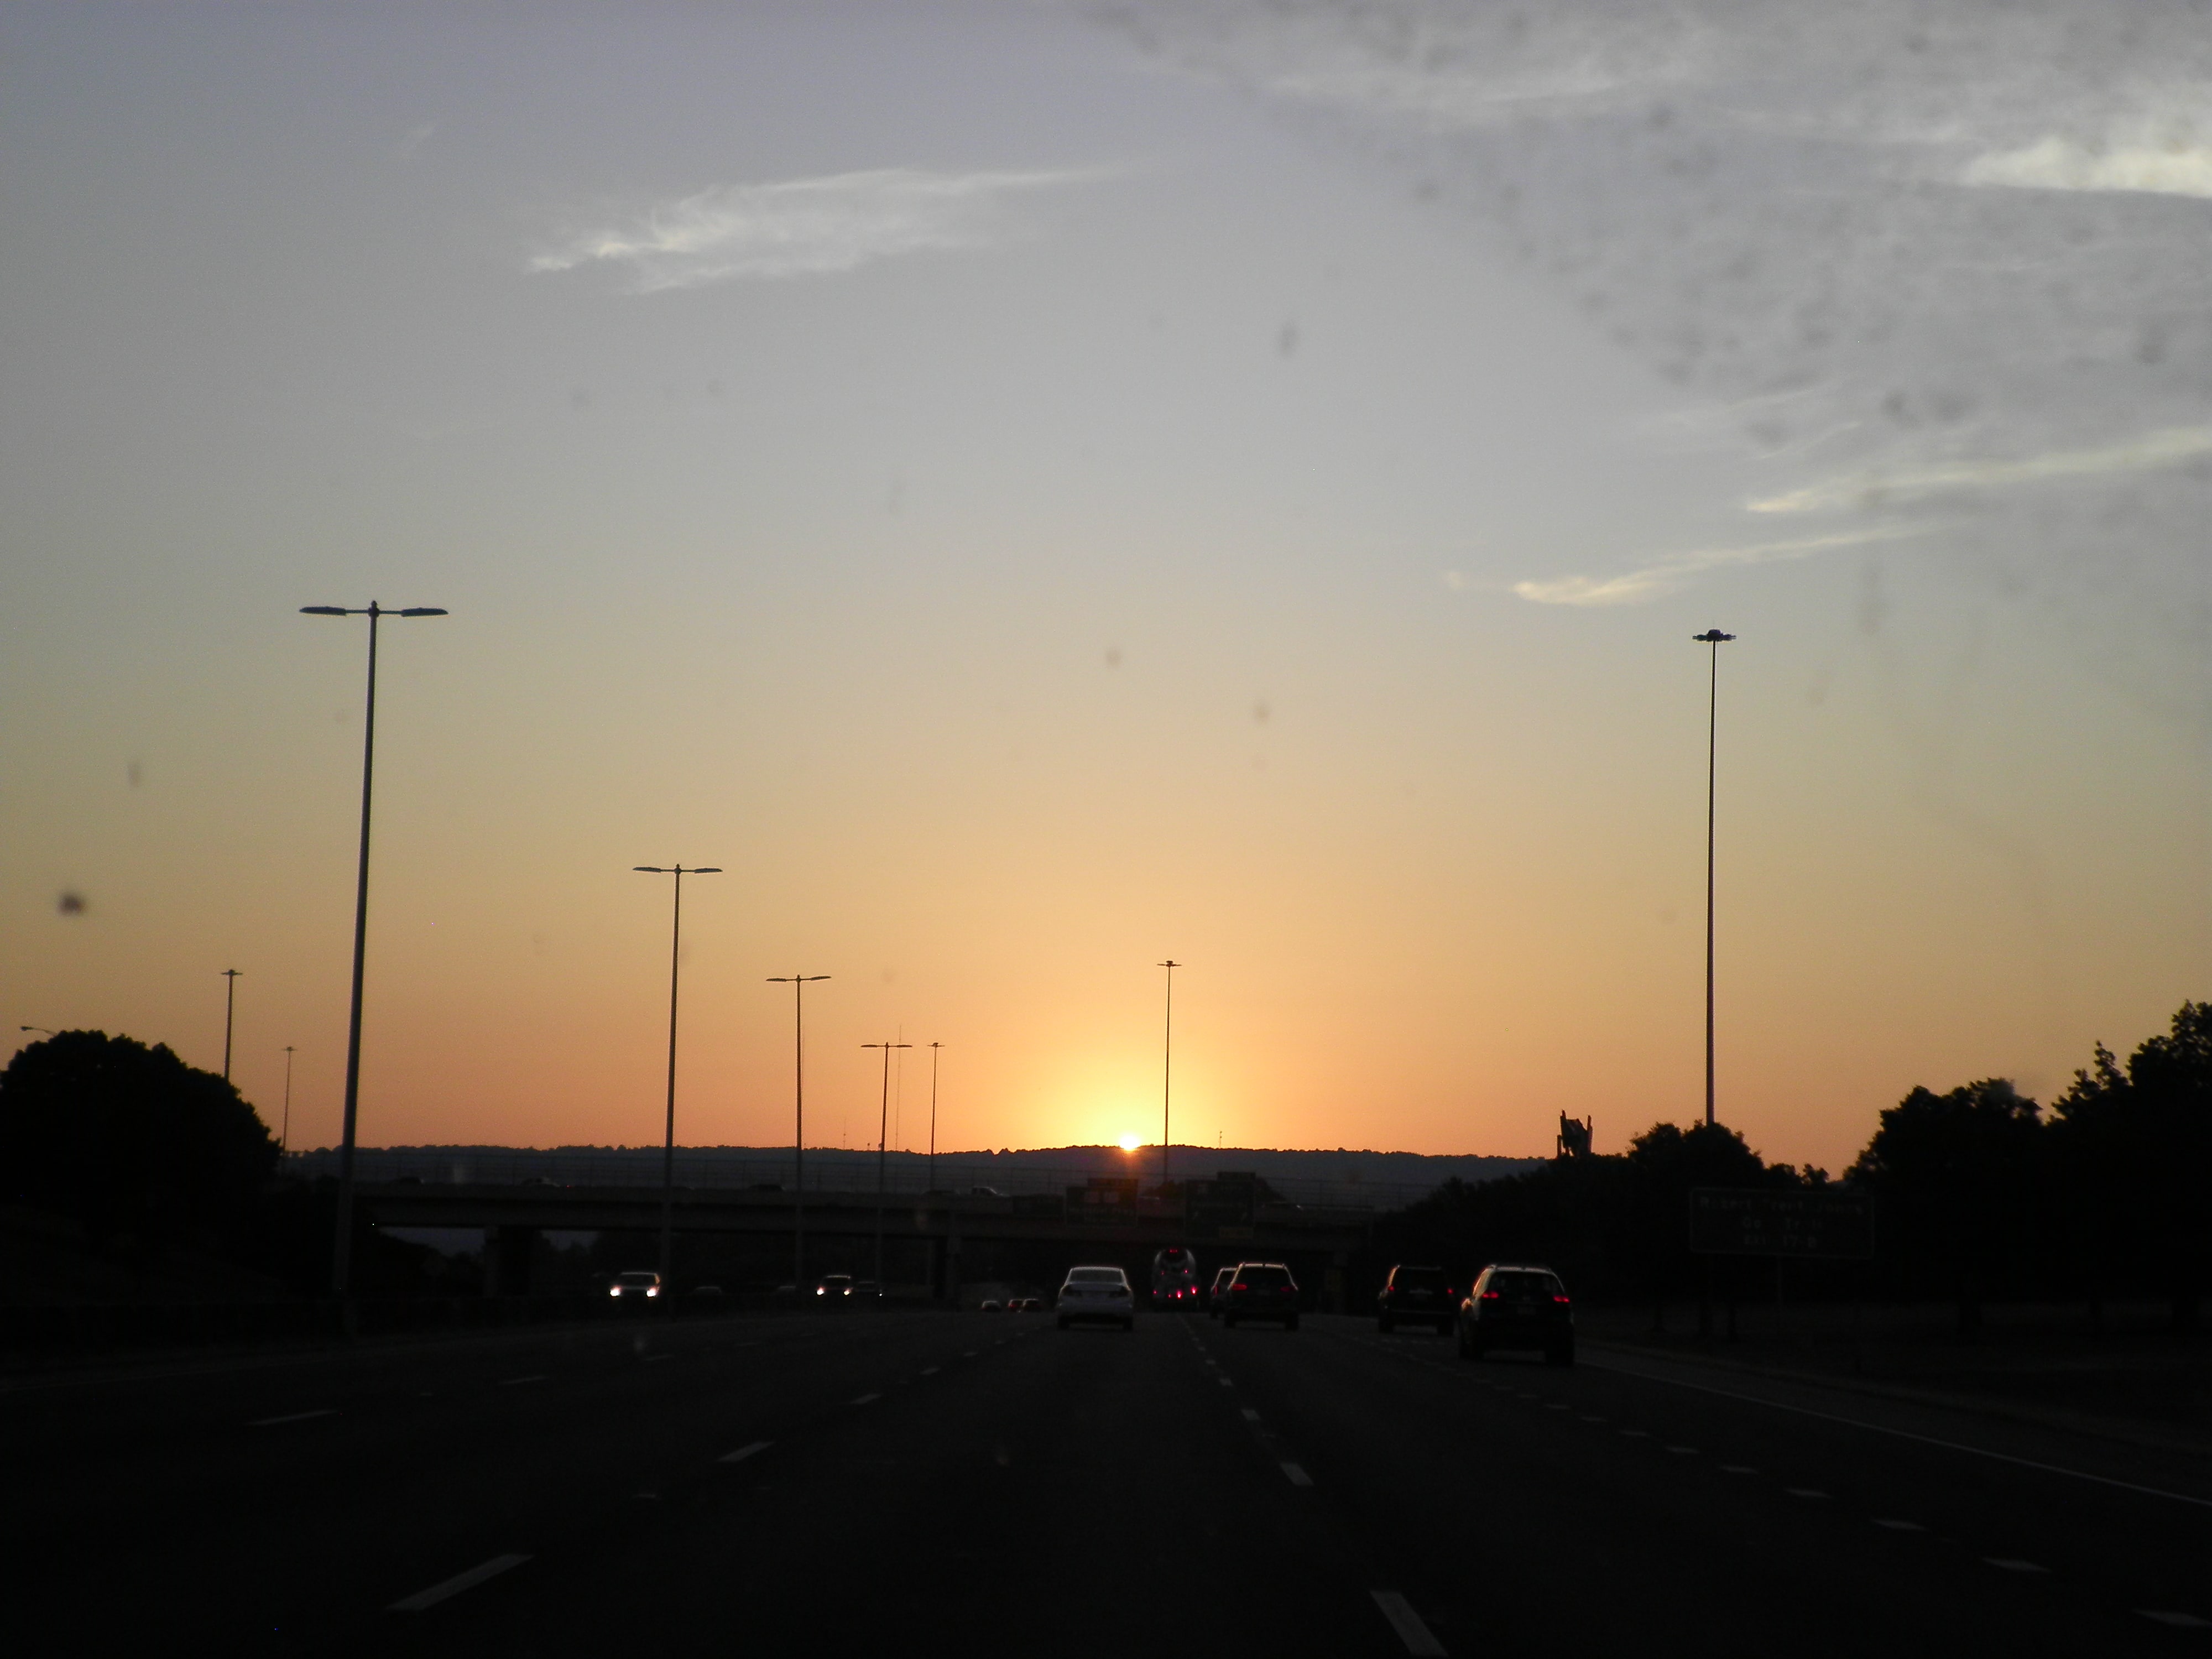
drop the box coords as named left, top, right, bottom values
left=1552, top=1294, right=1572, bottom=1305
left=1232, top=1281, right=1248, bottom=1292
left=1480, top=1291, right=1500, bottom=1301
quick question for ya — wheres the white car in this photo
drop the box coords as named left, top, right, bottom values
left=1056, top=1265, right=1135, bottom=1331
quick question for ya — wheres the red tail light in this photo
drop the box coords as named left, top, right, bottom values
left=1480, top=1291, right=1500, bottom=1301
left=1552, top=1294, right=1572, bottom=1305
left=1232, top=1281, right=1248, bottom=1292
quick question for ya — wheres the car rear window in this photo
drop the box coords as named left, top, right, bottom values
left=1391, top=1267, right=1447, bottom=1290
left=1239, top=1266, right=1292, bottom=1288
left=1068, top=1268, right=1123, bottom=1284
left=1487, top=1271, right=1563, bottom=1297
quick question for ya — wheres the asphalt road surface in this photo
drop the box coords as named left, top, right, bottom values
left=7, top=1310, right=2210, bottom=1656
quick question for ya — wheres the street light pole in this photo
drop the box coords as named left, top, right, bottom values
left=862, top=1040, right=910, bottom=1287
left=635, top=864, right=721, bottom=1288
left=1693, top=629, right=1736, bottom=1129
left=768, top=973, right=829, bottom=1293
left=1157, top=960, right=1180, bottom=1193
left=927, top=1041, right=943, bottom=1194
left=281, top=1045, right=296, bottom=1154
left=220, top=969, right=242, bottom=1082
left=301, top=600, right=447, bottom=1301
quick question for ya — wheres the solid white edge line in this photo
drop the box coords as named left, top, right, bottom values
left=1370, top=1589, right=1448, bottom=1656
left=2140, top=1610, right=2212, bottom=1629
left=719, top=1441, right=771, bottom=1464
left=851, top=1392, right=881, bottom=1406
left=1281, top=1462, right=1313, bottom=1486
left=387, top=1553, right=531, bottom=1613
left=1580, top=1354, right=2212, bottom=1510
left=249, top=1408, right=337, bottom=1427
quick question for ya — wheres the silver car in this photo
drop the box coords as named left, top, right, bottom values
left=1055, top=1265, right=1135, bottom=1331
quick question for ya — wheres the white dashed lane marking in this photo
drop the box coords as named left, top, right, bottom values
left=1666, top=1446, right=1698, bottom=1455
left=387, top=1553, right=530, bottom=1614
left=1786, top=1488, right=1830, bottom=1500
left=1720, top=1465, right=1758, bottom=1475
left=1984, top=1558, right=2047, bottom=1574
left=498, top=1375, right=546, bottom=1387
left=850, top=1393, right=881, bottom=1407
left=1281, top=1463, right=1313, bottom=1488
left=1370, top=1589, right=1448, bottom=1656
left=1872, top=1517, right=1923, bottom=1531
left=920, top=1366, right=940, bottom=1376
left=1241, top=1408, right=1261, bottom=1422
left=249, top=1409, right=337, bottom=1427
left=718, top=1442, right=771, bottom=1464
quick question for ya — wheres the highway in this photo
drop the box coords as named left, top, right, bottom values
left=7, top=1310, right=2209, bottom=1655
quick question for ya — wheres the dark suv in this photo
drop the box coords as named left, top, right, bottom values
left=1457, top=1264, right=1574, bottom=1365
left=1376, top=1264, right=1456, bottom=1334
left=1218, top=1262, right=1301, bottom=1331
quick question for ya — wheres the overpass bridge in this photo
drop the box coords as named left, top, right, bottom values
left=355, top=1179, right=1380, bottom=1307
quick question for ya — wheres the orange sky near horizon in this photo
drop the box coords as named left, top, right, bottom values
left=2, top=6, right=2204, bottom=1178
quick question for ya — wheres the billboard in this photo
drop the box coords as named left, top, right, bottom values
left=1688, top=1187, right=1874, bottom=1259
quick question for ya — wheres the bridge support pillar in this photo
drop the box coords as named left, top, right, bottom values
left=483, top=1225, right=538, bottom=1297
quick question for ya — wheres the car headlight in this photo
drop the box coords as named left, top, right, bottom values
left=646, top=1286, right=658, bottom=1297
left=609, top=1286, right=622, bottom=1297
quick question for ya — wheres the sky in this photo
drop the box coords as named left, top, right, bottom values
left=2, top=0, right=2205, bottom=1174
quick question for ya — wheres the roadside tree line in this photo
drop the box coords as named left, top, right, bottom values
left=1375, top=1000, right=2212, bottom=1334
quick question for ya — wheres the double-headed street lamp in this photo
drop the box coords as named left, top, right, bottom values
left=768, top=973, right=830, bottom=1293
left=1157, top=959, right=1180, bottom=1193
left=1693, top=628, right=1736, bottom=1129
left=636, top=864, right=721, bottom=1287
left=862, top=1039, right=910, bottom=1287
left=301, top=600, right=446, bottom=1300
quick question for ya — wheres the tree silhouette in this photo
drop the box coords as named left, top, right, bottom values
left=0, top=1030, right=278, bottom=1262
left=1848, top=1078, right=2042, bottom=1335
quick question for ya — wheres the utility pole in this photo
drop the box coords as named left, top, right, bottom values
left=1157, top=960, right=1180, bottom=1193
left=220, top=969, right=243, bottom=1082
left=768, top=973, right=829, bottom=1293
left=1693, top=629, right=1736, bottom=1128
left=635, top=863, right=722, bottom=1287
left=862, top=1040, right=910, bottom=1288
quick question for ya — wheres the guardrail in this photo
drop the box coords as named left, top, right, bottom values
left=280, top=1149, right=1444, bottom=1214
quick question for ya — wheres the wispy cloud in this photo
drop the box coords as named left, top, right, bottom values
left=1513, top=527, right=1922, bottom=608
left=1963, top=131, right=2212, bottom=200
left=529, top=167, right=1097, bottom=293
left=1746, top=425, right=2212, bottom=514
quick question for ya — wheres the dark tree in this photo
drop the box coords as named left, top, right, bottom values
left=1847, top=1078, right=2042, bottom=1335
left=2053, top=1003, right=2212, bottom=1332
left=0, top=1030, right=279, bottom=1261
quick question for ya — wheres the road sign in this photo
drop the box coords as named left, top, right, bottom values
left=1689, top=1188, right=1874, bottom=1259
left=1185, top=1172, right=1258, bottom=1239
left=1067, top=1177, right=1140, bottom=1224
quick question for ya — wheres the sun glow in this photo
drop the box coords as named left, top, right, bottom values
left=1118, top=1133, right=1141, bottom=1152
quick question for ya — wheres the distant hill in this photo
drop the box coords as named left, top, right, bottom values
left=287, top=1142, right=1545, bottom=1205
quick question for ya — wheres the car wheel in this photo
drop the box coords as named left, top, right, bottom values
left=1378, top=1316, right=1395, bottom=1334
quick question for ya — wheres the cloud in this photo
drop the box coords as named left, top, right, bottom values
left=1963, top=131, right=2212, bottom=199
left=1746, top=425, right=2212, bottom=514
left=529, top=167, right=1097, bottom=292
left=1513, top=527, right=1922, bottom=608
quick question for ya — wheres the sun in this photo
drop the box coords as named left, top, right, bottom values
left=1118, top=1133, right=1141, bottom=1152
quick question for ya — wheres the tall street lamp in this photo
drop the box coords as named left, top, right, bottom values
left=1693, top=628, right=1736, bottom=1129
left=1157, top=960, right=1180, bottom=1193
left=281, top=1045, right=296, bottom=1155
left=636, top=864, right=722, bottom=1287
left=301, top=600, right=447, bottom=1300
left=220, top=968, right=242, bottom=1082
left=862, top=1040, right=910, bottom=1287
left=927, top=1041, right=944, bottom=1194
left=768, top=973, right=829, bottom=1293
